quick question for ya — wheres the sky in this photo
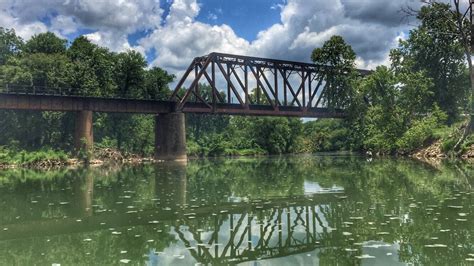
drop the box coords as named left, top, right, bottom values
left=0, top=0, right=427, bottom=76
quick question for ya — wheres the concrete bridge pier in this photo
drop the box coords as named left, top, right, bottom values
left=155, top=112, right=187, bottom=161
left=74, top=110, right=93, bottom=153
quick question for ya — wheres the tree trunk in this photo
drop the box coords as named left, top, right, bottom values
left=452, top=0, right=474, bottom=152
left=453, top=56, right=474, bottom=153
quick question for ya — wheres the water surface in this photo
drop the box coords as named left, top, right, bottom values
left=0, top=156, right=473, bottom=265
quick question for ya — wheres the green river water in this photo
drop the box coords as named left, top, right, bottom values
left=0, top=155, right=473, bottom=265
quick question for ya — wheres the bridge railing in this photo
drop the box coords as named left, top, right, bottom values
left=2, top=84, right=77, bottom=96
left=0, top=84, right=156, bottom=100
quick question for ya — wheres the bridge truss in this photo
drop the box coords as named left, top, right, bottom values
left=171, top=52, right=369, bottom=117
left=0, top=53, right=370, bottom=118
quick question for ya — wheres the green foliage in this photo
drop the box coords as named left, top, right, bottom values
left=346, top=65, right=448, bottom=154
left=143, top=67, right=174, bottom=100
left=0, top=29, right=174, bottom=156
left=390, top=3, right=469, bottom=122
left=186, top=115, right=303, bottom=157
left=0, top=146, right=68, bottom=165
left=114, top=50, right=147, bottom=98
left=68, top=36, right=116, bottom=96
left=24, top=32, right=67, bottom=54
left=303, top=119, right=350, bottom=152
left=396, top=107, right=448, bottom=153
left=0, top=14, right=470, bottom=159
left=311, top=35, right=358, bottom=109
left=0, top=27, right=23, bottom=65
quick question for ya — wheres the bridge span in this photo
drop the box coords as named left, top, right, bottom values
left=0, top=53, right=368, bottom=160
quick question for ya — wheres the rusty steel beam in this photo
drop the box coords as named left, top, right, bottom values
left=181, top=102, right=346, bottom=118
left=0, top=94, right=173, bottom=113
left=2, top=52, right=371, bottom=118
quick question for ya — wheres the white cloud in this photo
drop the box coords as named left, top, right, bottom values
left=140, top=0, right=250, bottom=72
left=1, top=0, right=423, bottom=71
left=50, top=15, right=79, bottom=36
left=1, top=0, right=162, bottom=52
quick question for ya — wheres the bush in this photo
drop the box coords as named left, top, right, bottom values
left=396, top=107, right=447, bottom=153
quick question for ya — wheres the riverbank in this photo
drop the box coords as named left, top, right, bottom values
left=3, top=135, right=474, bottom=170
left=0, top=147, right=157, bottom=170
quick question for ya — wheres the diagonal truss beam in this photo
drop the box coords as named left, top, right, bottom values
left=169, top=52, right=370, bottom=117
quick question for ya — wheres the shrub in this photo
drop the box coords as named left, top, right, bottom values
left=396, top=107, right=447, bottom=153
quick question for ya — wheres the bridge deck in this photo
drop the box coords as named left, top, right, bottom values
left=0, top=93, right=345, bottom=118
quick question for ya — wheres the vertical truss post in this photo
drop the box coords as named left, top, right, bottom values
left=256, top=66, right=261, bottom=104
left=308, top=72, right=312, bottom=109
left=283, top=70, right=287, bottom=106
left=194, top=64, right=199, bottom=102
left=302, top=69, right=306, bottom=110
left=245, top=65, right=249, bottom=108
left=274, top=66, right=278, bottom=108
left=227, top=63, right=231, bottom=103
left=212, top=61, right=216, bottom=112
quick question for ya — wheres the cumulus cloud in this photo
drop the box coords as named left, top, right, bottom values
left=247, top=0, right=422, bottom=68
left=139, top=0, right=422, bottom=71
left=1, top=0, right=425, bottom=71
left=1, top=0, right=162, bottom=52
left=140, top=0, right=250, bottom=72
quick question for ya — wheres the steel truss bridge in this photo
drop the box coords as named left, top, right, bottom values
left=0, top=52, right=369, bottom=118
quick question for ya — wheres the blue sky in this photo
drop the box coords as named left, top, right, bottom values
left=124, top=0, right=283, bottom=48
left=0, top=0, right=422, bottom=74
left=192, top=0, right=282, bottom=41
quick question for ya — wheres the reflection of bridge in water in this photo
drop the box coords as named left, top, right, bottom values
left=0, top=164, right=343, bottom=264
left=176, top=202, right=335, bottom=264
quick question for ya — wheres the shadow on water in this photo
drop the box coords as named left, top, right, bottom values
left=0, top=156, right=472, bottom=265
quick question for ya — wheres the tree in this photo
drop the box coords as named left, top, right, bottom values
left=451, top=0, right=474, bottom=149
left=143, top=67, right=174, bottom=100
left=24, top=32, right=67, bottom=54
left=114, top=50, right=147, bottom=98
left=393, top=3, right=468, bottom=123
left=0, top=27, right=23, bottom=65
left=311, top=35, right=357, bottom=109
left=67, top=36, right=116, bottom=96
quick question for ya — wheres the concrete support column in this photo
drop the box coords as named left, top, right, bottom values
left=155, top=112, right=187, bottom=161
left=74, top=110, right=93, bottom=152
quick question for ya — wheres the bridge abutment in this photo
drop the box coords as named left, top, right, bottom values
left=74, top=110, right=93, bottom=153
left=154, top=112, right=187, bottom=161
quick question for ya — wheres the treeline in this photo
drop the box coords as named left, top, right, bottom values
left=0, top=2, right=472, bottom=158
left=307, top=3, right=471, bottom=155
left=0, top=27, right=309, bottom=157
left=0, top=29, right=174, bottom=155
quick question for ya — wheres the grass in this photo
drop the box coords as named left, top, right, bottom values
left=0, top=147, right=69, bottom=166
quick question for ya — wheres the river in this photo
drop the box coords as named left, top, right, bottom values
left=0, top=155, right=472, bottom=265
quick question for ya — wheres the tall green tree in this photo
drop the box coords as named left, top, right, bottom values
left=391, top=3, right=468, bottom=123
left=0, top=27, right=23, bottom=65
left=24, top=32, right=67, bottom=54
left=114, top=50, right=147, bottom=98
left=311, top=35, right=357, bottom=109
left=67, top=36, right=116, bottom=96
left=143, top=67, right=174, bottom=100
